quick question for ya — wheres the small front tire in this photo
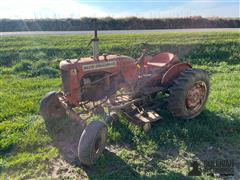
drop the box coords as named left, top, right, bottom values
left=40, top=91, right=66, bottom=123
left=78, top=121, right=108, bottom=166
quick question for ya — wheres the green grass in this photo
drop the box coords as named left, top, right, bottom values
left=0, top=32, right=239, bottom=67
left=0, top=32, right=240, bottom=179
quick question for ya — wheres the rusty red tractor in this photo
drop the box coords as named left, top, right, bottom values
left=40, top=20, right=210, bottom=166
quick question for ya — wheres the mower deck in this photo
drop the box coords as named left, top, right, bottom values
left=120, top=104, right=161, bottom=132
left=108, top=94, right=162, bottom=132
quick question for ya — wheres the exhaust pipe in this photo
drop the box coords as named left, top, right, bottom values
left=92, top=19, right=99, bottom=61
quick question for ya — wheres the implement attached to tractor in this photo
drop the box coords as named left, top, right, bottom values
left=40, top=20, right=210, bottom=166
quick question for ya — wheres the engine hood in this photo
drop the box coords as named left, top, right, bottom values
left=59, top=55, right=135, bottom=71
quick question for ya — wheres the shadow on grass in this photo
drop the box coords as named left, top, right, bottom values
left=45, top=108, right=240, bottom=178
left=44, top=117, right=84, bottom=164
left=44, top=114, right=191, bottom=179
left=107, top=108, right=240, bottom=177
left=84, top=150, right=191, bottom=180
left=114, top=107, right=240, bottom=154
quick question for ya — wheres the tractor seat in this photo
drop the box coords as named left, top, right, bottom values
left=147, top=53, right=175, bottom=68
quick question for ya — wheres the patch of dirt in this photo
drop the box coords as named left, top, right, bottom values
left=196, top=143, right=240, bottom=162
left=50, top=158, right=87, bottom=179
left=45, top=117, right=85, bottom=164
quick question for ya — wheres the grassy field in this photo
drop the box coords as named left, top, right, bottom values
left=0, top=32, right=240, bottom=179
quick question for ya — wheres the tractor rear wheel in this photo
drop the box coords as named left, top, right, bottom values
left=167, top=68, right=210, bottom=119
left=78, top=121, right=108, bottom=166
left=40, top=91, right=66, bottom=123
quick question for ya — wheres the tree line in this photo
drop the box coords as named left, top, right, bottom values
left=0, top=17, right=239, bottom=31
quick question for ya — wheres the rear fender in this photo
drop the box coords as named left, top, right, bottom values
left=161, top=62, right=192, bottom=86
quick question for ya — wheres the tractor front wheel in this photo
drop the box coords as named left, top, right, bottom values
left=167, top=68, right=210, bottom=119
left=78, top=121, right=108, bottom=166
left=40, top=91, right=66, bottom=123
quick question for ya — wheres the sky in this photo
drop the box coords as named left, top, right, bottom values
left=0, top=0, right=239, bottom=19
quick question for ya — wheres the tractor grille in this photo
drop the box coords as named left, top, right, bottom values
left=61, top=70, right=70, bottom=94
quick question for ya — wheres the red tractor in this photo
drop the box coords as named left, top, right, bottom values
left=40, top=20, right=210, bottom=166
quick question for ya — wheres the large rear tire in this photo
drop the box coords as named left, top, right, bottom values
left=167, top=68, right=210, bottom=119
left=78, top=121, right=108, bottom=166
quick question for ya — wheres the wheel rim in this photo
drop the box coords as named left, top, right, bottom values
left=185, top=81, right=207, bottom=113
